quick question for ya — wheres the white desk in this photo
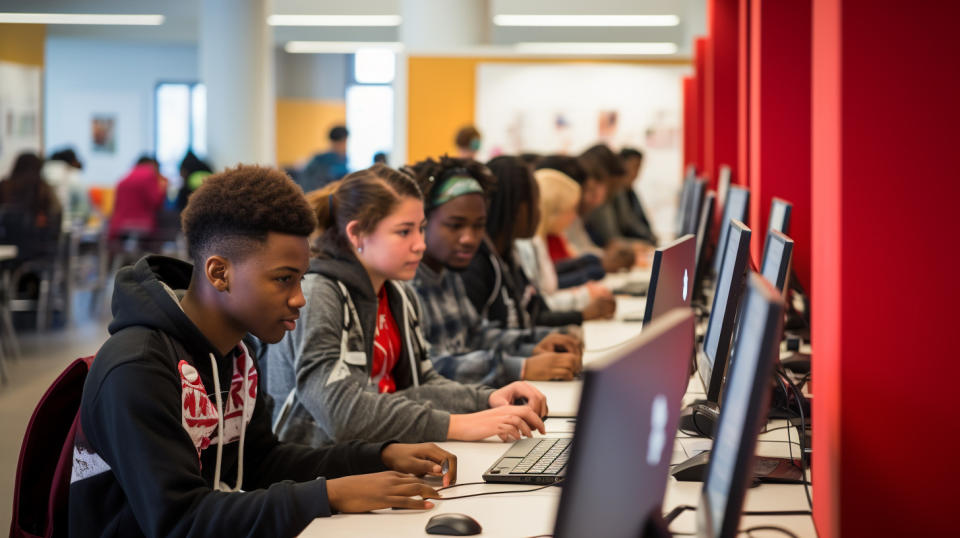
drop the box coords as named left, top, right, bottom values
left=300, top=291, right=817, bottom=537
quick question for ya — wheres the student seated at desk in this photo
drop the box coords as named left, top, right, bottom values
left=69, top=165, right=456, bottom=537
left=266, top=164, right=547, bottom=446
left=408, top=156, right=583, bottom=385
left=514, top=167, right=616, bottom=322
left=463, top=156, right=614, bottom=328
left=580, top=144, right=656, bottom=255
left=535, top=155, right=637, bottom=274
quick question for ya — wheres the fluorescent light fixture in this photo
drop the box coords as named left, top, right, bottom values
left=0, top=13, right=164, bottom=25
left=514, top=42, right=679, bottom=55
left=285, top=41, right=403, bottom=54
left=268, top=14, right=401, bottom=27
left=494, top=14, right=679, bottom=27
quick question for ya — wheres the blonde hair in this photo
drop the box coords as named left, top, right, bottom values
left=534, top=168, right=581, bottom=238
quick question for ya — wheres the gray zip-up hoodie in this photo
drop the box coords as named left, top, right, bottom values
left=266, top=246, right=496, bottom=446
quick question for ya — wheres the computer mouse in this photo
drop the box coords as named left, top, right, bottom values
left=425, top=513, right=482, bottom=536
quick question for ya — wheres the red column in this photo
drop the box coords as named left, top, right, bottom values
left=707, top=0, right=740, bottom=191
left=736, top=0, right=750, bottom=189
left=694, top=37, right=710, bottom=175
left=812, top=1, right=960, bottom=536
left=682, top=76, right=698, bottom=173
left=746, top=0, right=811, bottom=284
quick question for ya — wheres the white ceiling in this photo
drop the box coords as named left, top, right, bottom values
left=0, top=0, right=705, bottom=56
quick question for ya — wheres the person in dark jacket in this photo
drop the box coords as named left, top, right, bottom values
left=267, top=164, right=547, bottom=446
left=69, top=164, right=456, bottom=537
left=0, top=152, right=62, bottom=261
left=463, top=156, right=614, bottom=329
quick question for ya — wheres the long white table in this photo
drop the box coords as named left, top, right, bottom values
left=300, top=271, right=817, bottom=537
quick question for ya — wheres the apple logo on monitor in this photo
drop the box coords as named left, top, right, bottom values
left=646, top=394, right=668, bottom=466
left=682, top=269, right=689, bottom=302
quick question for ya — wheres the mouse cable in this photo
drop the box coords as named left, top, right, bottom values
left=664, top=505, right=811, bottom=524
left=436, top=480, right=564, bottom=501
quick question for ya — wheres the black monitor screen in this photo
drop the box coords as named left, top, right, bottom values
left=643, top=235, right=697, bottom=326
left=760, top=230, right=793, bottom=295
left=694, top=190, right=717, bottom=289
left=683, top=179, right=707, bottom=236
left=717, top=165, right=732, bottom=213
left=712, top=186, right=750, bottom=276
left=554, top=308, right=695, bottom=538
left=698, top=274, right=784, bottom=538
left=767, top=197, right=793, bottom=235
left=698, top=220, right=751, bottom=403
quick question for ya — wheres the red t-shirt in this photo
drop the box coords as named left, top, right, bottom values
left=371, top=286, right=401, bottom=393
left=546, top=234, right=573, bottom=262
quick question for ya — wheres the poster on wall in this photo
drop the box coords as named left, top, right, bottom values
left=0, top=61, right=43, bottom=178
left=91, top=115, right=116, bottom=153
left=475, top=62, right=689, bottom=240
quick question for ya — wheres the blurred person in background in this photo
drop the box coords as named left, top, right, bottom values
left=453, top=125, right=482, bottom=160
left=0, top=152, right=62, bottom=261
left=301, top=125, right=350, bottom=193
left=43, top=147, right=88, bottom=230
left=107, top=155, right=168, bottom=249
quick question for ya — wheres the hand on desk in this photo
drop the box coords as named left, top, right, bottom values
left=380, top=442, right=458, bottom=487
left=326, top=471, right=442, bottom=512
left=523, top=351, right=582, bottom=381
left=532, top=332, right=583, bottom=357
left=488, top=381, right=548, bottom=417
left=448, top=405, right=546, bottom=442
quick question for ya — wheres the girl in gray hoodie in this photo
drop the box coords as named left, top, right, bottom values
left=267, top=164, right=549, bottom=446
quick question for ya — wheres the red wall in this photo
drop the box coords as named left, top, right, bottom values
left=812, top=1, right=960, bottom=536
left=747, top=0, right=812, bottom=285
left=683, top=76, right=698, bottom=173
left=708, top=0, right=740, bottom=191
left=695, top=37, right=710, bottom=175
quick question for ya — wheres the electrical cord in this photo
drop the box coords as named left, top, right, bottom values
left=435, top=480, right=564, bottom=501
left=740, top=525, right=800, bottom=537
left=777, top=368, right=813, bottom=510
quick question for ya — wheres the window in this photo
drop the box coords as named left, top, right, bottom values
left=346, top=49, right=395, bottom=169
left=155, top=82, right=206, bottom=182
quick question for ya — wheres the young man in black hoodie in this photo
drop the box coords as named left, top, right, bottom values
left=69, top=165, right=456, bottom=537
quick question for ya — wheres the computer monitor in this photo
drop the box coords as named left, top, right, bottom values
left=697, top=220, right=752, bottom=403
left=676, top=177, right=696, bottom=237
left=643, top=234, right=696, bottom=325
left=716, top=165, right=732, bottom=214
left=555, top=308, right=695, bottom=538
left=698, top=273, right=785, bottom=538
left=694, top=190, right=717, bottom=301
left=761, top=197, right=792, bottom=257
left=712, top=186, right=750, bottom=276
left=760, top=230, right=793, bottom=296
left=683, top=179, right=707, bottom=237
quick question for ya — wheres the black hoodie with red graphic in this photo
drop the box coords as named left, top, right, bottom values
left=69, top=255, right=390, bottom=537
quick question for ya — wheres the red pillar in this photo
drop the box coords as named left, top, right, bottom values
left=683, top=76, right=698, bottom=174
left=707, top=0, right=740, bottom=191
left=812, top=1, right=960, bottom=536
left=736, top=0, right=750, bottom=189
left=694, top=37, right=710, bottom=176
left=746, top=0, right=811, bottom=284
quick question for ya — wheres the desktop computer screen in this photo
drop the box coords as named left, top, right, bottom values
left=698, top=220, right=752, bottom=403
left=712, top=186, right=750, bottom=277
left=760, top=230, right=794, bottom=295
left=554, top=308, right=695, bottom=538
left=717, top=165, right=732, bottom=214
left=767, top=197, right=793, bottom=235
left=698, top=273, right=785, bottom=538
left=676, top=178, right=706, bottom=238
left=694, top=190, right=717, bottom=299
left=643, top=235, right=697, bottom=325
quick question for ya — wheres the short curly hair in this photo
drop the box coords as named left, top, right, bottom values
left=406, top=155, right=496, bottom=215
left=181, top=164, right=317, bottom=265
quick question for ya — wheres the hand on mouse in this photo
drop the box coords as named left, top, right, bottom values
left=448, top=405, right=546, bottom=442
left=487, top=381, right=548, bottom=417
left=522, top=351, right=582, bottom=381
left=326, top=471, right=441, bottom=512
left=381, top=443, right=458, bottom=487
left=532, top=333, right=583, bottom=358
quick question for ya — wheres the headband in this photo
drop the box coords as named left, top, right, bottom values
left=429, top=169, right=483, bottom=208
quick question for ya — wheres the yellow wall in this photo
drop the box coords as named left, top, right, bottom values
left=0, top=24, right=45, bottom=66
left=406, top=56, right=691, bottom=164
left=275, top=99, right=346, bottom=167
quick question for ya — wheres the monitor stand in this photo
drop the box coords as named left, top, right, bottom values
left=671, top=451, right=804, bottom=483
left=780, top=351, right=811, bottom=374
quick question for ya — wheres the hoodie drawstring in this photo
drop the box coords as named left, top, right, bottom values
left=209, top=344, right=250, bottom=492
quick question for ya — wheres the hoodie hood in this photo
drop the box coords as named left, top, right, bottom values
left=109, top=255, right=224, bottom=361
left=310, top=243, right=377, bottom=302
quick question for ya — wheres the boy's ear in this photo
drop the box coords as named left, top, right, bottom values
left=204, top=255, right=231, bottom=293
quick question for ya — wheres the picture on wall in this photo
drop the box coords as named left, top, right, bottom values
left=0, top=61, right=43, bottom=176
left=91, top=115, right=116, bottom=153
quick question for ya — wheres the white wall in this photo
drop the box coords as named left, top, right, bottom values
left=44, top=37, right=198, bottom=186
